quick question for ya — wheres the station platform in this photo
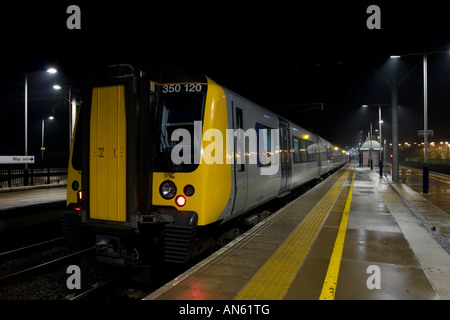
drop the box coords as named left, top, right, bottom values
left=0, top=185, right=66, bottom=230
left=0, top=185, right=66, bottom=212
left=146, top=164, right=450, bottom=300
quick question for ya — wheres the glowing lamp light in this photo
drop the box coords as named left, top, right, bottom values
left=175, top=195, right=186, bottom=207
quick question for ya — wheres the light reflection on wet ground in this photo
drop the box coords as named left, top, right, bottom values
left=395, top=167, right=450, bottom=217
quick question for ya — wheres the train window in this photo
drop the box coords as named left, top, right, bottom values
left=256, top=122, right=274, bottom=167
left=236, top=108, right=245, bottom=172
left=293, top=136, right=311, bottom=163
left=160, top=95, right=203, bottom=148
left=293, top=137, right=300, bottom=163
left=306, top=140, right=316, bottom=162
left=156, top=94, right=204, bottom=172
left=318, top=143, right=327, bottom=163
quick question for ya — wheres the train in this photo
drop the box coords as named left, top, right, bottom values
left=61, top=64, right=348, bottom=267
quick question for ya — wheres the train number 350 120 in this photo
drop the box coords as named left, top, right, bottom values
left=162, top=83, right=203, bottom=94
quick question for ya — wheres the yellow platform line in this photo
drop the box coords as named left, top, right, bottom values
left=319, top=168, right=356, bottom=300
left=235, top=168, right=351, bottom=300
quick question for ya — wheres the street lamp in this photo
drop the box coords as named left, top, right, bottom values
left=389, top=48, right=450, bottom=192
left=390, top=56, right=400, bottom=183
left=41, top=114, right=55, bottom=165
left=52, top=83, right=73, bottom=150
left=24, top=67, right=57, bottom=185
left=422, top=54, right=430, bottom=194
left=390, top=52, right=432, bottom=193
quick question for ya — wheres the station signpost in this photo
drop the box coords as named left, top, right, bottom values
left=0, top=156, right=35, bottom=164
left=0, top=156, right=35, bottom=186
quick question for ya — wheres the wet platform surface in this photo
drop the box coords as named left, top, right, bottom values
left=146, top=164, right=450, bottom=300
left=395, top=166, right=450, bottom=243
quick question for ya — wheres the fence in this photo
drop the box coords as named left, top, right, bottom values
left=0, top=167, right=67, bottom=188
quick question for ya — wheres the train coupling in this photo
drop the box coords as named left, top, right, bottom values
left=95, top=235, right=138, bottom=268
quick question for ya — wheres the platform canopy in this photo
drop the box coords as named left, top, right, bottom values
left=359, top=140, right=381, bottom=151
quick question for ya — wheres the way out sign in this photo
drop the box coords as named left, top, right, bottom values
left=0, top=156, right=35, bottom=164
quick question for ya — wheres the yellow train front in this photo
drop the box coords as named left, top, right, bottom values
left=63, top=64, right=235, bottom=266
left=62, top=64, right=347, bottom=267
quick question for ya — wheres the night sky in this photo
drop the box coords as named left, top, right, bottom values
left=1, top=1, right=450, bottom=155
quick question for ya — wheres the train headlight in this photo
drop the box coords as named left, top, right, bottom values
left=71, top=180, right=80, bottom=191
left=183, top=184, right=195, bottom=197
left=159, top=180, right=177, bottom=200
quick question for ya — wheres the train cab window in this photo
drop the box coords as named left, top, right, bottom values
left=161, top=95, right=203, bottom=147
left=156, top=94, right=204, bottom=172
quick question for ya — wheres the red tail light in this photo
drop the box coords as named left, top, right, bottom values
left=75, top=190, right=83, bottom=211
left=175, top=195, right=186, bottom=207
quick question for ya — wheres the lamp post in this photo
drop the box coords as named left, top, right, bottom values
left=23, top=68, right=57, bottom=185
left=389, top=50, right=441, bottom=192
left=41, top=114, right=54, bottom=166
left=390, top=56, right=400, bottom=183
left=53, top=84, right=73, bottom=150
left=423, top=54, right=429, bottom=194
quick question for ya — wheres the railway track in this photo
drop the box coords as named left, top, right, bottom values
left=0, top=246, right=94, bottom=283
left=0, top=240, right=111, bottom=300
left=0, top=237, right=65, bottom=262
left=67, top=278, right=118, bottom=300
left=0, top=239, right=149, bottom=300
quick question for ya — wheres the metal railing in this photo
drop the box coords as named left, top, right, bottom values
left=0, top=167, right=67, bottom=188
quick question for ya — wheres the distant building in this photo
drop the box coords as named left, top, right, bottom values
left=359, top=140, right=381, bottom=167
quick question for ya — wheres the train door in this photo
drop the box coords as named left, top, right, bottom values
left=231, top=100, right=247, bottom=214
left=278, top=118, right=292, bottom=196
left=89, top=85, right=127, bottom=222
